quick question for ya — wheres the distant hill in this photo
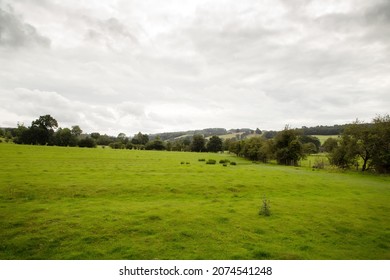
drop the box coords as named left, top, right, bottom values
left=149, top=128, right=262, bottom=141
left=149, top=124, right=346, bottom=142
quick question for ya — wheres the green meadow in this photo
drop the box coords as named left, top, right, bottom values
left=0, top=143, right=389, bottom=260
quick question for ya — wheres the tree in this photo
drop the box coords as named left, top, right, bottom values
left=206, top=135, right=223, bottom=152
left=32, top=114, right=58, bottom=131
left=191, top=134, right=206, bottom=152
left=370, top=114, right=390, bottom=173
left=327, top=115, right=390, bottom=173
left=54, top=128, right=77, bottom=146
left=71, top=125, right=82, bottom=137
left=96, top=134, right=114, bottom=146
left=328, top=135, right=357, bottom=169
left=30, top=114, right=58, bottom=145
left=322, top=137, right=338, bottom=153
left=109, top=142, right=125, bottom=149
left=343, top=120, right=373, bottom=171
left=299, top=135, right=320, bottom=153
left=273, top=126, right=305, bottom=165
left=146, top=137, right=166, bottom=150
left=90, top=132, right=101, bottom=140
left=14, top=123, right=30, bottom=144
left=229, top=140, right=244, bottom=156
left=241, top=137, right=271, bottom=162
left=131, top=132, right=149, bottom=145
left=263, top=131, right=277, bottom=139
left=302, top=142, right=318, bottom=155
left=78, top=137, right=97, bottom=148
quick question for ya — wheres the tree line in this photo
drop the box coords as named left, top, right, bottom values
left=326, top=115, right=390, bottom=173
left=4, top=114, right=389, bottom=173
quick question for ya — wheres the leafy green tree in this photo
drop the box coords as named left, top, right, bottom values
left=370, top=114, right=390, bottom=173
left=302, top=142, right=318, bottom=154
left=241, top=137, right=271, bottom=162
left=109, top=142, right=125, bottom=149
left=273, top=126, right=305, bottom=165
left=325, top=115, right=390, bottom=173
left=328, top=135, right=357, bottom=169
left=322, top=137, right=338, bottom=153
left=146, top=137, right=166, bottom=150
left=29, top=114, right=58, bottom=145
left=343, top=120, right=374, bottom=171
left=32, top=115, right=58, bottom=131
left=206, top=135, right=223, bottom=152
left=78, top=137, right=97, bottom=148
left=131, top=132, right=149, bottom=145
left=299, top=135, right=320, bottom=153
left=54, top=128, right=77, bottom=146
left=222, top=138, right=235, bottom=151
left=90, top=132, right=100, bottom=140
left=96, top=134, right=114, bottom=146
left=71, top=125, right=82, bottom=137
left=191, top=134, right=206, bottom=152
left=263, top=130, right=277, bottom=139
left=117, top=133, right=128, bottom=144
left=228, top=140, right=244, bottom=156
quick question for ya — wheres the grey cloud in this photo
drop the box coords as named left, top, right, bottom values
left=0, top=5, right=50, bottom=48
left=365, top=0, right=390, bottom=25
left=84, top=17, right=138, bottom=50
left=117, top=102, right=145, bottom=118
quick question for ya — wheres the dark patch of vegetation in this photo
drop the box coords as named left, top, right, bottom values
left=259, top=195, right=271, bottom=216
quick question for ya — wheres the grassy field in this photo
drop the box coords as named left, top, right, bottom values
left=311, top=135, right=339, bottom=144
left=0, top=143, right=389, bottom=260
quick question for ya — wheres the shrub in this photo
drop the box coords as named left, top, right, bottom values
left=223, top=163, right=228, bottom=167
left=206, top=159, right=216, bottom=164
left=259, top=195, right=271, bottom=216
left=198, top=158, right=206, bottom=162
left=219, top=159, right=230, bottom=164
left=109, top=142, right=125, bottom=149
left=230, top=162, right=237, bottom=165
left=78, top=137, right=97, bottom=148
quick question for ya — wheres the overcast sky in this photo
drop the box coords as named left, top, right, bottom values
left=1, top=0, right=389, bottom=136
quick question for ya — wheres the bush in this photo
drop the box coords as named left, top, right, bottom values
left=259, top=195, right=271, bottom=216
left=125, top=143, right=133, bottom=149
left=78, top=137, right=97, bottom=148
left=219, top=159, right=230, bottom=164
left=109, top=142, right=125, bottom=149
left=230, top=162, right=237, bottom=165
left=198, top=158, right=206, bottom=161
left=206, top=159, right=216, bottom=164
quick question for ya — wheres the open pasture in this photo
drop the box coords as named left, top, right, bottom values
left=0, top=144, right=389, bottom=259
